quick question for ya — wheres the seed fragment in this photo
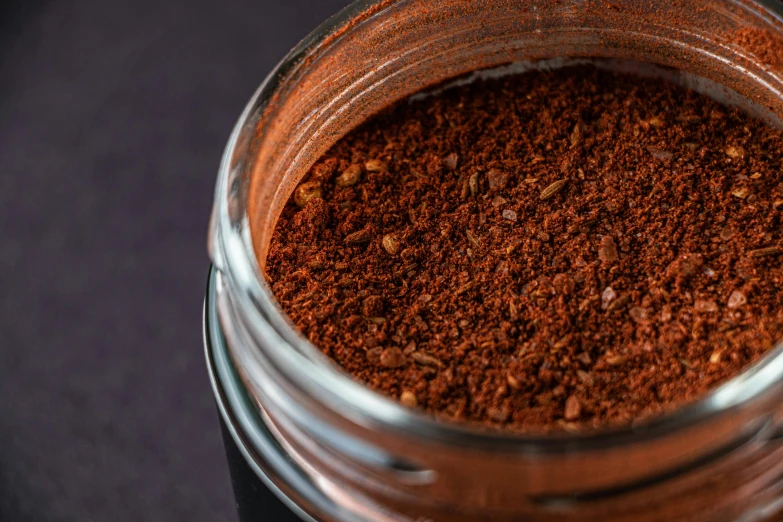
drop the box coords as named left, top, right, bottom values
left=568, top=216, right=598, bottom=234
left=598, top=236, right=619, bottom=264
left=466, top=229, right=481, bottom=247
left=709, top=350, right=723, bottom=364
left=564, top=395, right=582, bottom=420
left=606, top=355, right=627, bottom=366
left=749, top=246, right=781, bottom=257
left=647, top=146, right=673, bottom=160
left=336, top=164, right=362, bottom=187
left=540, top=179, right=568, bottom=200
left=492, top=196, right=508, bottom=208
left=393, top=262, right=418, bottom=278
left=536, top=394, right=553, bottom=406
left=380, top=347, right=407, bottom=368
left=552, top=334, right=571, bottom=351
left=444, top=153, right=459, bottom=170
left=727, top=290, right=747, bottom=309
left=629, top=306, right=649, bottom=323
left=294, top=181, right=322, bottom=207
left=488, top=408, right=510, bottom=423
left=726, top=145, right=746, bottom=159
left=365, top=159, right=388, bottom=172
left=413, top=315, right=429, bottom=331
left=576, top=370, right=594, bottom=386
left=400, top=391, right=418, bottom=408
left=668, top=253, right=704, bottom=281
left=601, top=287, right=617, bottom=310
left=506, top=374, right=521, bottom=389
left=455, top=281, right=474, bottom=295
left=694, top=299, right=718, bottom=313
left=366, top=347, right=383, bottom=365
left=469, top=172, right=479, bottom=196
left=570, top=123, right=582, bottom=148
left=345, top=228, right=373, bottom=245
left=487, top=168, right=509, bottom=190
left=412, top=352, right=443, bottom=368
left=732, top=187, right=750, bottom=199
left=506, top=241, right=522, bottom=255
left=576, top=352, right=592, bottom=365
left=502, top=209, right=517, bottom=222
left=382, top=234, right=400, bottom=255
left=607, top=294, right=631, bottom=313
left=460, top=178, right=470, bottom=199
left=719, top=226, right=735, bottom=241
left=536, top=230, right=551, bottom=242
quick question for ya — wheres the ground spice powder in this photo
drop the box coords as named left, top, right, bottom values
left=265, top=66, right=783, bottom=432
left=732, top=27, right=783, bottom=72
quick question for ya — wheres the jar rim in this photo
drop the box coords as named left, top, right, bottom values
left=209, top=0, right=783, bottom=451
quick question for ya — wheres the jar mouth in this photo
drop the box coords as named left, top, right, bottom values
left=209, top=0, right=783, bottom=450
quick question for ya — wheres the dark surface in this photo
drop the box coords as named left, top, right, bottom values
left=220, top=420, right=303, bottom=522
left=0, top=1, right=351, bottom=520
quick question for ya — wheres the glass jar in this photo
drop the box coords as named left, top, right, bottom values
left=205, top=1, right=783, bottom=520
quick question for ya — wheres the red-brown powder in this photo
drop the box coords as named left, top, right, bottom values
left=732, top=27, right=783, bottom=71
left=265, top=66, right=783, bottom=432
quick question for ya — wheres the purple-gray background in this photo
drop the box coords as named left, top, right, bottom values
left=0, top=0, right=351, bottom=520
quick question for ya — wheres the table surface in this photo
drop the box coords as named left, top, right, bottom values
left=0, top=1, right=352, bottom=520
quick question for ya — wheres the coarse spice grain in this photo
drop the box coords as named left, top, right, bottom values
left=265, top=65, right=783, bottom=432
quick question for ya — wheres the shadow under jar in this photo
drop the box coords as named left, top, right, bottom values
left=205, top=1, right=783, bottom=520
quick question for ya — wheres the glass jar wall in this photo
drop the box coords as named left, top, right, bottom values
left=207, top=1, right=783, bottom=520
